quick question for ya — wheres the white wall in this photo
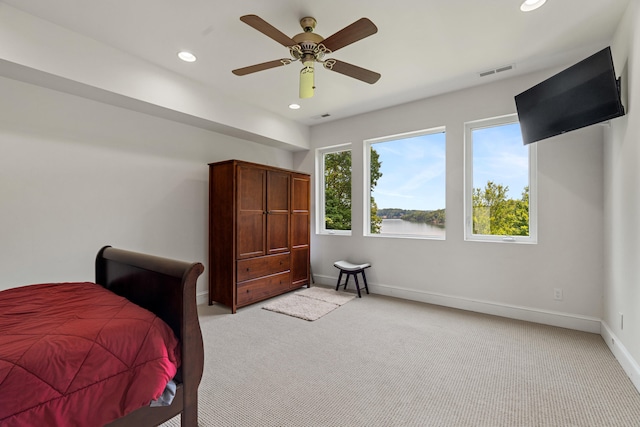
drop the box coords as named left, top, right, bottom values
left=0, top=76, right=293, bottom=299
left=296, top=67, right=605, bottom=333
left=0, top=4, right=309, bottom=150
left=604, top=0, right=640, bottom=388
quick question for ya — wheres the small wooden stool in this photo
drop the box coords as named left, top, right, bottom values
left=333, top=260, right=371, bottom=298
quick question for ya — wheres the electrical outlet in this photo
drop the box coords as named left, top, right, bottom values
left=554, top=288, right=563, bottom=301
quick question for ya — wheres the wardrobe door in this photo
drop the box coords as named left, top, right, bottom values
left=237, top=165, right=266, bottom=260
left=290, top=173, right=310, bottom=287
left=266, top=170, right=290, bottom=255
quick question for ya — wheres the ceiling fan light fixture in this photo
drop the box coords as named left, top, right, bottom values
left=520, top=0, right=546, bottom=12
left=177, top=51, right=197, bottom=62
left=299, top=61, right=315, bottom=99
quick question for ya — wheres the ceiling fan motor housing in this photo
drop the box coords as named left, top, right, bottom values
left=292, top=26, right=325, bottom=62
left=293, top=32, right=324, bottom=46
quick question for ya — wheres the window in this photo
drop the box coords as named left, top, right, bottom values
left=464, top=114, right=537, bottom=243
left=365, top=128, right=446, bottom=239
left=316, top=144, right=352, bottom=235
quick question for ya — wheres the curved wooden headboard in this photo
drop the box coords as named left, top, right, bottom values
left=96, top=246, right=205, bottom=427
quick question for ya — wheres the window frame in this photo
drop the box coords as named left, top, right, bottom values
left=316, top=143, right=353, bottom=236
left=464, top=114, right=537, bottom=244
left=364, top=126, right=447, bottom=240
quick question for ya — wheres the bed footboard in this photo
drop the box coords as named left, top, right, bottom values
left=96, top=246, right=205, bottom=427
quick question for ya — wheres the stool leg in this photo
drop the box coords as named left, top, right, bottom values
left=361, top=269, right=370, bottom=295
left=353, top=273, right=362, bottom=298
left=343, top=274, right=350, bottom=290
left=335, top=270, right=343, bottom=291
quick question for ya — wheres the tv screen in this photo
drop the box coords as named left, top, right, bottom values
left=515, top=46, right=625, bottom=145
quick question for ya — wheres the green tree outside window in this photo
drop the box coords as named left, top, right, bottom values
left=472, top=181, right=529, bottom=236
left=324, top=149, right=383, bottom=232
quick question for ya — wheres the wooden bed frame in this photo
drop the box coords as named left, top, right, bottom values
left=95, top=246, right=205, bottom=427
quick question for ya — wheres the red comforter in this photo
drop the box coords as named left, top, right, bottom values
left=0, top=282, right=180, bottom=427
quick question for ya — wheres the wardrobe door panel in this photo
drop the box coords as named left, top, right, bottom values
left=237, top=165, right=266, bottom=259
left=267, top=171, right=290, bottom=212
left=266, top=170, right=290, bottom=255
left=290, top=173, right=310, bottom=287
left=291, top=248, right=309, bottom=287
left=291, top=174, right=310, bottom=213
left=291, top=214, right=309, bottom=248
left=237, top=213, right=265, bottom=259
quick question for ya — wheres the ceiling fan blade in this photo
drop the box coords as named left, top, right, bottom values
left=232, top=59, right=292, bottom=76
left=321, top=18, right=378, bottom=52
left=324, top=59, right=381, bottom=84
left=240, top=15, right=296, bottom=47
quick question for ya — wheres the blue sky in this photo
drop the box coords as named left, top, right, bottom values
left=370, top=123, right=528, bottom=211
left=371, top=131, right=446, bottom=211
left=472, top=122, right=529, bottom=200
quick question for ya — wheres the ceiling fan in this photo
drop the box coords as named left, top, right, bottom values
left=232, top=15, right=381, bottom=99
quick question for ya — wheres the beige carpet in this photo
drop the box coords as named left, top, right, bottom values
left=262, top=286, right=355, bottom=321
left=163, top=287, right=640, bottom=426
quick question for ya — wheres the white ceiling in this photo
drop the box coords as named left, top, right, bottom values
left=1, top=0, right=631, bottom=127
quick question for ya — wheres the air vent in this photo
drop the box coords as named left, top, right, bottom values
left=479, top=64, right=514, bottom=78
left=311, top=113, right=331, bottom=120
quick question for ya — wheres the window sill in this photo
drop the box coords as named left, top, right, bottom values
left=465, top=236, right=537, bottom=244
left=318, top=231, right=352, bottom=236
left=366, top=233, right=445, bottom=241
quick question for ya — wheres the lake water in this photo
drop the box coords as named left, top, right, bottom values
left=378, top=219, right=446, bottom=237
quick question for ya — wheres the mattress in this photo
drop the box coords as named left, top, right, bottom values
left=0, top=282, right=180, bottom=427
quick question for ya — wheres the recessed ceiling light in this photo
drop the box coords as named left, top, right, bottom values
left=178, top=51, right=197, bottom=62
left=289, top=103, right=301, bottom=110
left=520, top=0, right=546, bottom=12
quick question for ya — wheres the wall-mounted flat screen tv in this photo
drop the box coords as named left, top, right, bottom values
left=515, top=46, right=625, bottom=145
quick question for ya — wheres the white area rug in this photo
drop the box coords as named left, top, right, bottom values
left=262, top=286, right=355, bottom=321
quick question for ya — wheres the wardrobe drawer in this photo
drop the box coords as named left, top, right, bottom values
left=237, top=253, right=290, bottom=282
left=237, top=271, right=291, bottom=306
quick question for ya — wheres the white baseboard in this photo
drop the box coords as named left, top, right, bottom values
left=313, top=274, right=601, bottom=333
left=196, top=291, right=208, bottom=306
left=601, top=322, right=640, bottom=392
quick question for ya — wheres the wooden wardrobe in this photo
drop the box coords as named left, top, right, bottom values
left=208, top=160, right=310, bottom=313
